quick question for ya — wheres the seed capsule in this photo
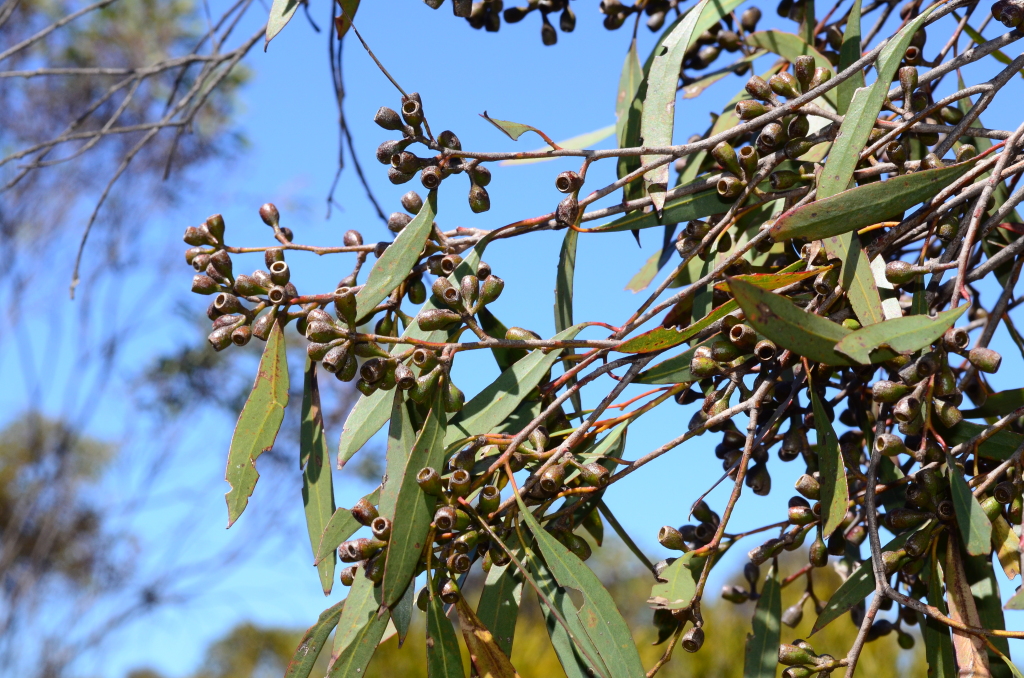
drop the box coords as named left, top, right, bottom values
left=417, top=467, right=444, bottom=496
left=468, top=184, right=491, bottom=213
left=555, top=170, right=583, bottom=194
left=769, top=72, right=801, bottom=99
left=969, top=347, right=1002, bottom=373
left=735, top=99, right=769, bottom=120
left=659, top=526, right=687, bottom=551
left=681, top=626, right=704, bottom=653
left=745, top=75, right=774, bottom=102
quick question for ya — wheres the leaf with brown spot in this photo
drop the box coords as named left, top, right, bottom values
left=944, top=537, right=991, bottom=677
left=454, top=594, right=521, bottom=678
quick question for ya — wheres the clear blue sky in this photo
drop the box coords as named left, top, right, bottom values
left=5, top=1, right=1024, bottom=675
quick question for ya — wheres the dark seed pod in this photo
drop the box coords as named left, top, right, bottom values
left=770, top=170, right=801, bottom=191
left=417, top=308, right=462, bottom=331
left=681, top=626, right=704, bottom=653
left=740, top=5, right=761, bottom=30
left=417, top=467, right=444, bottom=496
left=541, top=17, right=557, bottom=45
left=371, top=516, right=392, bottom=541
left=539, top=463, right=566, bottom=494
left=468, top=184, right=491, bottom=213
left=995, top=481, right=1020, bottom=505
left=350, top=497, right=379, bottom=526
left=421, top=165, right=443, bottom=189
left=556, top=170, right=583, bottom=194
left=781, top=601, right=805, bottom=628
left=374, top=106, right=403, bottom=130
left=745, top=75, right=774, bottom=102
left=717, top=175, right=745, bottom=199
left=556, top=194, right=580, bottom=227
left=758, top=122, right=786, bottom=151
left=936, top=499, right=955, bottom=521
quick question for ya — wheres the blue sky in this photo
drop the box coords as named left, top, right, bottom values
left=5, top=1, right=1024, bottom=675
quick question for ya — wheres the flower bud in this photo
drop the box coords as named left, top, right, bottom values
left=745, top=75, right=774, bottom=102
left=712, top=141, right=743, bottom=176
left=387, top=211, right=412, bottom=234
left=192, top=274, right=220, bottom=295
left=417, top=308, right=462, bottom=331
left=969, top=347, right=1002, bottom=373
left=205, top=214, right=226, bottom=242
left=784, top=137, right=816, bottom=160
left=468, top=184, right=491, bottom=213
left=444, top=379, right=465, bottom=413
left=933, top=398, right=962, bottom=427
left=809, top=531, right=828, bottom=566
left=779, top=643, right=817, bottom=666
left=793, top=56, right=815, bottom=92
left=740, top=6, right=761, bottom=30
left=770, top=72, right=801, bottom=99
left=735, top=99, right=769, bottom=120
left=788, top=114, right=810, bottom=140
left=808, top=67, right=831, bottom=90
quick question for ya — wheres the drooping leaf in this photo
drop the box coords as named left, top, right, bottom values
left=834, top=305, right=967, bottom=364
left=745, top=30, right=834, bottom=74
left=393, top=577, right=415, bottom=647
left=743, top=566, right=781, bottom=678
left=378, top=394, right=417, bottom=526
left=445, top=325, right=584, bottom=445
left=647, top=552, right=701, bottom=610
left=824, top=232, right=886, bottom=326
left=812, top=528, right=917, bottom=633
left=836, top=0, right=863, bottom=115
left=516, top=495, right=646, bottom=678
left=963, top=553, right=1013, bottom=675
left=944, top=538, right=991, bottom=676
left=355, top=190, right=437, bottom=322
left=327, top=574, right=390, bottom=678
left=922, top=556, right=956, bottom=678
left=478, top=307, right=528, bottom=372
left=817, top=6, right=936, bottom=199
left=454, top=594, right=521, bottom=678
left=333, top=0, right=360, bottom=39
left=641, top=0, right=746, bottom=210
left=427, top=591, right=465, bottom=678
left=808, top=372, right=848, bottom=537
left=338, top=244, right=486, bottom=467
left=555, top=228, right=582, bottom=416
left=992, top=514, right=1020, bottom=580
left=382, top=389, right=447, bottom=609
left=728, top=277, right=858, bottom=366
left=225, top=321, right=289, bottom=527
left=500, top=125, right=615, bottom=166
left=619, top=267, right=821, bottom=353
left=962, top=388, right=1024, bottom=419
left=946, top=451, right=992, bottom=556
left=266, top=0, right=301, bottom=47
left=315, top=486, right=381, bottom=565
left=477, top=551, right=525, bottom=656
left=300, top=360, right=337, bottom=594
left=481, top=111, right=551, bottom=145
left=285, top=599, right=346, bottom=678
left=591, top=186, right=731, bottom=233
left=773, top=161, right=978, bottom=242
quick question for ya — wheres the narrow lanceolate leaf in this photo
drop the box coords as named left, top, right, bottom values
left=809, top=373, right=848, bottom=537
left=445, top=325, right=583, bottom=445
left=946, top=451, right=992, bottom=556
left=378, top=394, right=417, bottom=522
left=743, top=566, right=781, bottom=678
left=836, top=0, right=863, bottom=115
left=825, top=233, right=885, bottom=326
left=532, top=550, right=609, bottom=678
left=393, top=579, right=415, bottom=647
left=817, top=6, right=935, bottom=199
left=300, top=361, right=337, bottom=594
left=834, top=305, right=968, bottom=364
left=618, top=268, right=822, bottom=353
left=616, top=40, right=643, bottom=144
left=728, top=277, right=857, bottom=366
left=478, top=307, right=528, bottom=371
left=454, top=594, right=521, bottom=678
left=591, top=187, right=731, bottom=233
left=334, top=0, right=360, bottom=39
left=355, top=190, right=437, bottom=321
left=516, top=495, right=646, bottom=678
left=327, top=574, right=390, bottom=678
left=634, top=335, right=716, bottom=384
left=555, top=228, right=582, bottom=415
left=640, top=0, right=744, bottom=210
left=923, top=557, right=956, bottom=678
left=481, top=111, right=550, bottom=144
left=744, top=30, right=834, bottom=74
left=936, top=420, right=1024, bottom=462
left=477, top=554, right=525, bottom=656
left=944, top=538, right=991, bottom=677
left=338, top=244, right=486, bottom=467
left=962, top=388, right=1024, bottom=419
left=647, top=552, right=700, bottom=610
left=427, top=592, right=465, bottom=678
left=225, top=321, right=289, bottom=527
left=773, top=162, right=978, bottom=241
left=501, top=125, right=615, bottom=166
left=315, top=486, right=381, bottom=565
left=812, top=527, right=918, bottom=633
left=382, top=390, right=447, bottom=609
left=992, top=514, right=1020, bottom=580
left=266, top=0, right=301, bottom=47
left=285, top=599, right=346, bottom=678
left=963, top=554, right=1012, bottom=671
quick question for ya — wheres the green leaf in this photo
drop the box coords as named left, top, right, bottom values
left=745, top=30, right=834, bottom=74
left=356, top=190, right=437, bottom=322
left=728, top=277, right=858, bottom=365
left=743, top=566, right=781, bottom=678
left=773, top=162, right=978, bottom=241
left=590, top=186, right=731, bottom=233
left=315, top=486, right=380, bottom=565
left=962, top=388, right=1024, bottom=419
left=923, top=556, right=957, bottom=678
left=300, top=360, right=337, bottom=594
left=516, top=495, right=646, bottom=678
left=338, top=243, right=486, bottom=467
left=285, top=599, right=346, bottom=678
left=809, top=372, right=848, bottom=537
left=834, top=305, right=967, bottom=363
left=382, top=389, right=447, bottom=609
left=334, top=0, right=360, bottom=39
left=445, top=325, right=584, bottom=445
left=836, top=0, right=863, bottom=115
left=947, top=451, right=993, bottom=556
left=616, top=40, right=643, bottom=137
left=393, top=577, right=415, bottom=647
left=531, top=548, right=609, bottom=678
left=378, top=394, right=417, bottom=528
left=633, top=335, right=716, bottom=385
left=477, top=551, right=525, bottom=656
left=647, top=552, right=701, bottom=610
left=500, top=125, right=615, bottom=166
left=817, top=7, right=936, bottom=199
left=640, top=0, right=745, bottom=210
left=225, top=321, right=289, bottom=527
left=992, top=514, right=1020, bottom=580
left=327, top=574, right=390, bottom=677
left=478, top=307, right=528, bottom=371
left=481, top=111, right=549, bottom=143
left=936, top=420, right=1024, bottom=462
left=555, top=228, right=582, bottom=416
left=427, top=591, right=465, bottom=678
left=266, top=0, right=301, bottom=47
left=454, top=594, right=521, bottom=678
left=812, top=528, right=917, bottom=633
left=619, top=268, right=820, bottom=353
left=825, top=233, right=885, bottom=326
